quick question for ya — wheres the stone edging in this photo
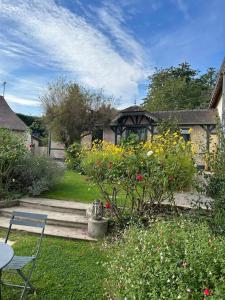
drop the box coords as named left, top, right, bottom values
left=0, top=200, right=20, bottom=208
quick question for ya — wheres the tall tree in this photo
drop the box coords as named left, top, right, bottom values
left=143, top=63, right=217, bottom=111
left=41, top=79, right=116, bottom=145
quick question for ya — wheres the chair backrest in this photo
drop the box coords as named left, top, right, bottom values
left=5, top=211, right=48, bottom=257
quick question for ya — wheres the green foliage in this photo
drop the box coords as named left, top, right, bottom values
left=65, top=142, right=82, bottom=172
left=206, top=133, right=225, bottom=233
left=1, top=230, right=106, bottom=300
left=12, top=154, right=64, bottom=196
left=143, top=63, right=217, bottom=111
left=105, top=219, right=225, bottom=299
left=0, top=129, right=27, bottom=199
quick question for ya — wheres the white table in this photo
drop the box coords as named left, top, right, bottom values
left=0, top=242, right=14, bottom=300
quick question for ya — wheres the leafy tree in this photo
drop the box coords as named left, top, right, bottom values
left=143, top=62, right=217, bottom=111
left=41, top=79, right=116, bottom=146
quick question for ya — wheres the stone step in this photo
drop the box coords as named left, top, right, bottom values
left=19, top=198, right=91, bottom=216
left=0, top=207, right=88, bottom=230
left=0, top=216, right=96, bottom=241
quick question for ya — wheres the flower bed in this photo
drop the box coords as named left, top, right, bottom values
left=105, top=219, right=225, bottom=299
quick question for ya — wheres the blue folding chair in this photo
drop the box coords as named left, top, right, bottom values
left=2, top=211, right=47, bottom=300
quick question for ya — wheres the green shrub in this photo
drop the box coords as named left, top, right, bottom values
left=0, top=128, right=27, bottom=199
left=65, top=142, right=82, bottom=172
left=205, top=134, right=225, bottom=233
left=12, top=154, right=64, bottom=196
left=0, top=128, right=64, bottom=198
left=105, top=220, right=225, bottom=299
left=207, top=137, right=225, bottom=198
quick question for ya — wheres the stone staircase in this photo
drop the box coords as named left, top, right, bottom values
left=0, top=198, right=96, bottom=241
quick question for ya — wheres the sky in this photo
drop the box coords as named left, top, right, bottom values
left=0, top=0, right=224, bottom=116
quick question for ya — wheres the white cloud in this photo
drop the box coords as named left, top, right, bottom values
left=0, top=0, right=148, bottom=103
left=6, top=94, right=41, bottom=107
left=96, top=4, right=145, bottom=66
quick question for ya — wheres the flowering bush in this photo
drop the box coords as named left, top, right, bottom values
left=105, top=219, right=225, bottom=299
left=81, top=131, right=196, bottom=222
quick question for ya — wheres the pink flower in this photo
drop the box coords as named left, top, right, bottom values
left=136, top=174, right=143, bottom=181
left=203, top=289, right=211, bottom=296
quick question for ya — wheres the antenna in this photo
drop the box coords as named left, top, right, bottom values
left=2, top=81, right=6, bottom=97
left=134, top=97, right=137, bottom=106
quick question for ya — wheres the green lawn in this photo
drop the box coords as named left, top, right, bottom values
left=42, top=170, right=101, bottom=203
left=1, top=230, right=106, bottom=300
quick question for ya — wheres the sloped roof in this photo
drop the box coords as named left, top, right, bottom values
left=209, top=57, right=225, bottom=108
left=0, top=96, right=28, bottom=131
left=111, top=106, right=159, bottom=125
left=111, top=107, right=218, bottom=126
left=121, top=105, right=146, bottom=113
left=153, top=109, right=218, bottom=125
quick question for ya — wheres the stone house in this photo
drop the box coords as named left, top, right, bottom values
left=0, top=95, right=31, bottom=147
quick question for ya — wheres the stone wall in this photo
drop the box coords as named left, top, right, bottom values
left=103, top=128, right=114, bottom=144
left=81, top=133, right=92, bottom=149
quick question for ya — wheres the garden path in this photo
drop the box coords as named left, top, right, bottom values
left=169, top=192, right=212, bottom=209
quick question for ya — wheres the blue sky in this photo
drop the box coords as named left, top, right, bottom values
left=0, top=0, right=224, bottom=116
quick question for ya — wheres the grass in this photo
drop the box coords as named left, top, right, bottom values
left=42, top=170, right=101, bottom=203
left=1, top=230, right=106, bottom=300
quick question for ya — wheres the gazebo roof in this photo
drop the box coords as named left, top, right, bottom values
left=120, top=105, right=146, bottom=113
left=111, top=105, right=159, bottom=126
left=0, top=95, right=28, bottom=131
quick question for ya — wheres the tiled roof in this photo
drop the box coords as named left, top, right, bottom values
left=153, top=109, right=218, bottom=125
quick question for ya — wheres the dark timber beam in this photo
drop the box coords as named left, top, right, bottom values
left=201, top=124, right=216, bottom=152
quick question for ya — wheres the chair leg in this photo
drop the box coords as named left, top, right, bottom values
left=17, top=270, right=36, bottom=292
left=18, top=263, right=36, bottom=300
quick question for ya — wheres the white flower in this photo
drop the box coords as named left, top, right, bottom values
left=147, top=150, right=153, bottom=157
